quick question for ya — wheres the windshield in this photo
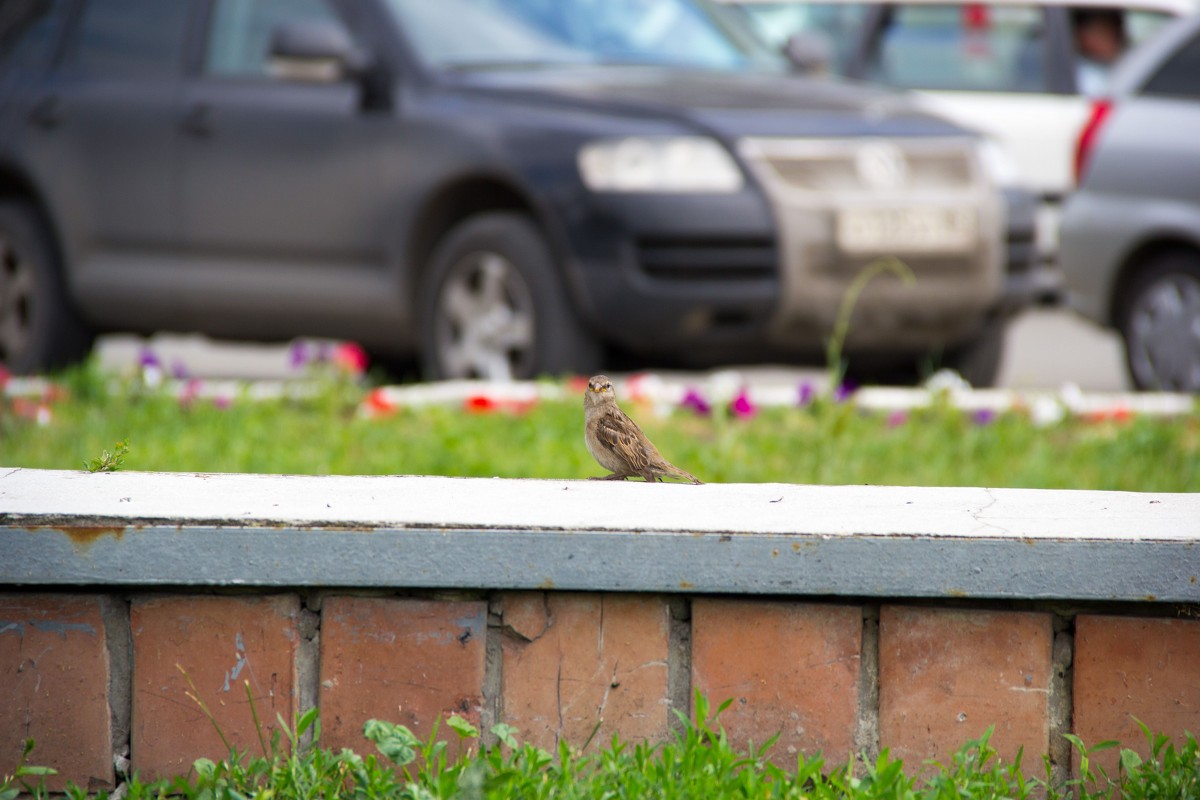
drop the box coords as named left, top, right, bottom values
left=383, top=0, right=785, bottom=71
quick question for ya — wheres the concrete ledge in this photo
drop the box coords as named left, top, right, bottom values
left=2, top=468, right=1197, bottom=601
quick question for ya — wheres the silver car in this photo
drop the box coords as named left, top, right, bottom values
left=1059, top=13, right=1200, bottom=392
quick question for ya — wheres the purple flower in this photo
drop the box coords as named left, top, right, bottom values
left=833, top=379, right=858, bottom=403
left=287, top=340, right=311, bottom=370
left=729, top=387, right=757, bottom=419
left=797, top=381, right=816, bottom=407
left=886, top=410, right=908, bottom=428
left=170, top=359, right=189, bottom=380
left=972, top=408, right=997, bottom=426
left=680, top=388, right=712, bottom=417
left=138, top=348, right=161, bottom=369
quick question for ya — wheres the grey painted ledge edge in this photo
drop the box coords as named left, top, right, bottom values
left=1, top=524, right=1198, bottom=602
left=1, top=469, right=1198, bottom=602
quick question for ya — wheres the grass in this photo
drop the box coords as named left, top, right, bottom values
left=4, top=692, right=1198, bottom=799
left=1, top=361, right=1197, bottom=491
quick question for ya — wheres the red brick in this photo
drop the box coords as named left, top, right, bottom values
left=879, top=606, right=1051, bottom=772
left=501, top=593, right=670, bottom=750
left=319, top=597, right=486, bottom=757
left=692, top=600, right=861, bottom=765
left=0, top=594, right=113, bottom=791
left=131, top=595, right=300, bottom=781
left=1074, top=615, right=1200, bottom=774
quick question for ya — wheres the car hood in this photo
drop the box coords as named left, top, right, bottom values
left=444, top=65, right=972, bottom=139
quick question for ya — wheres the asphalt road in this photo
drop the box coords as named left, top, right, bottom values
left=94, top=306, right=1131, bottom=392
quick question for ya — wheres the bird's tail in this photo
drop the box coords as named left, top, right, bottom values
left=665, top=465, right=703, bottom=485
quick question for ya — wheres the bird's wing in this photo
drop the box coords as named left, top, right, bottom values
left=595, top=410, right=653, bottom=473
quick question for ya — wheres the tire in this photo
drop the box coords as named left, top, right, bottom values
left=944, top=315, right=1006, bottom=388
left=418, top=212, right=600, bottom=381
left=1118, top=251, right=1200, bottom=392
left=0, top=202, right=93, bottom=374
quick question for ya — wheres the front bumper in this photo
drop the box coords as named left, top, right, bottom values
left=563, top=136, right=1011, bottom=358
left=740, top=136, right=1007, bottom=351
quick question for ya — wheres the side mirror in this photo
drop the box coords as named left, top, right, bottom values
left=782, top=32, right=833, bottom=74
left=268, top=19, right=371, bottom=84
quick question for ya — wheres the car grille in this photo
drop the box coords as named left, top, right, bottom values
left=744, top=139, right=976, bottom=193
left=635, top=236, right=777, bottom=281
left=735, top=136, right=1004, bottom=345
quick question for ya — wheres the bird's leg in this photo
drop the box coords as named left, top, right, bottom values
left=588, top=472, right=631, bottom=481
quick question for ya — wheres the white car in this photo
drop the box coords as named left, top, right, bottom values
left=725, top=0, right=1191, bottom=294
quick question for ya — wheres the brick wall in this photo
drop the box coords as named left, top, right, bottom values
left=3, top=590, right=1199, bottom=790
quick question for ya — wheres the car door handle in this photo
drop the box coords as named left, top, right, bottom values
left=181, top=104, right=214, bottom=138
left=29, top=96, right=63, bottom=129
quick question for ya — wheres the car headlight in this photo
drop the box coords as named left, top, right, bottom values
left=578, top=136, right=744, bottom=193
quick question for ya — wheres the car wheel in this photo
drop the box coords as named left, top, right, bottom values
left=944, top=316, right=1006, bottom=388
left=1118, top=252, right=1200, bottom=392
left=0, top=202, right=93, bottom=374
left=419, top=212, right=600, bottom=381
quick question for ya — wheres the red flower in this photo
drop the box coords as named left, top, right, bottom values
left=362, top=387, right=398, bottom=417
left=465, top=395, right=499, bottom=413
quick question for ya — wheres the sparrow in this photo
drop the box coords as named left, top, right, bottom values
left=583, top=375, right=702, bottom=484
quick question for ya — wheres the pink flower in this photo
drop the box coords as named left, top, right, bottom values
left=178, top=378, right=203, bottom=408
left=886, top=410, right=908, bottom=427
left=729, top=387, right=757, bottom=419
left=334, top=342, right=369, bottom=374
left=680, top=388, right=711, bottom=417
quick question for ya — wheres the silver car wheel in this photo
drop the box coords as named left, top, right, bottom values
left=433, top=251, right=536, bottom=381
left=1125, top=271, right=1200, bottom=392
left=0, top=231, right=36, bottom=365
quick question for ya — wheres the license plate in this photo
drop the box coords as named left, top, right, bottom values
left=837, top=207, right=978, bottom=254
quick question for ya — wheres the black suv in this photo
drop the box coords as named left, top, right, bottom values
left=0, top=0, right=1030, bottom=383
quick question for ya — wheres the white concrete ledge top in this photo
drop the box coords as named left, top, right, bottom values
left=2, top=467, right=1197, bottom=541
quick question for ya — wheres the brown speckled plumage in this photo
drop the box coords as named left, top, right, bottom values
left=583, top=375, right=702, bottom=484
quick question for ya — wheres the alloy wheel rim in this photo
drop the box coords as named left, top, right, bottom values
left=434, top=251, right=535, bottom=380
left=0, top=233, right=34, bottom=365
left=1127, top=272, right=1200, bottom=391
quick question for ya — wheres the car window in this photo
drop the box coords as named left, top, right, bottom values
left=1070, top=7, right=1177, bottom=95
left=1139, top=30, right=1200, bottom=99
left=1124, top=9, right=1176, bottom=46
left=867, top=4, right=1049, bottom=93
left=383, top=0, right=784, bottom=71
left=0, top=0, right=70, bottom=73
left=205, top=0, right=347, bottom=78
left=65, top=0, right=190, bottom=77
left=735, top=1, right=872, bottom=72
